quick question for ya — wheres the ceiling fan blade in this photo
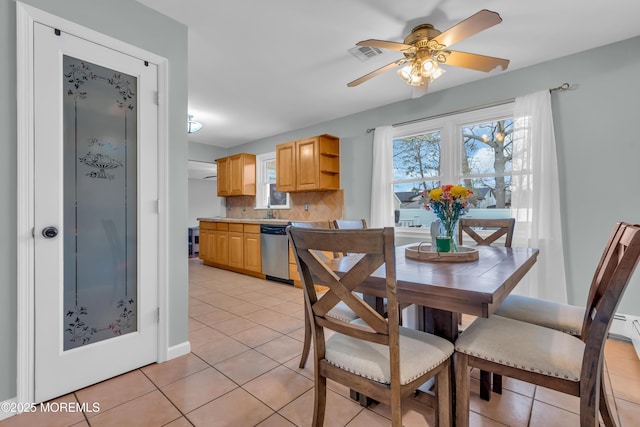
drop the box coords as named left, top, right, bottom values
left=356, top=39, right=415, bottom=52
left=432, top=9, right=502, bottom=48
left=444, top=51, right=509, bottom=72
left=347, top=59, right=407, bottom=87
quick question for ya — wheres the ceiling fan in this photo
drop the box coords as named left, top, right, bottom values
left=347, top=9, right=510, bottom=92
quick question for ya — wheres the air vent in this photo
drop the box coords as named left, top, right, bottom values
left=348, top=45, right=383, bottom=62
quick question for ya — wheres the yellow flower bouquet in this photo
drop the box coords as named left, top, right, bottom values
left=422, top=185, right=473, bottom=251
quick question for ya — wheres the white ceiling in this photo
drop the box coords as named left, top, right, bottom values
left=137, top=0, right=640, bottom=148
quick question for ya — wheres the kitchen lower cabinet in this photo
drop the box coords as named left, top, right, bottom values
left=228, top=223, right=244, bottom=269
left=214, top=224, right=229, bottom=265
left=198, top=220, right=264, bottom=278
left=243, top=224, right=261, bottom=273
left=198, top=223, right=215, bottom=263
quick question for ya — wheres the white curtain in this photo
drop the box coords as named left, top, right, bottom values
left=370, top=126, right=396, bottom=228
left=511, top=90, right=568, bottom=303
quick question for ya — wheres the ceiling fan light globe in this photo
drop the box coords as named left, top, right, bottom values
left=397, top=65, right=413, bottom=83
left=430, top=65, right=445, bottom=81
left=422, top=59, right=435, bottom=73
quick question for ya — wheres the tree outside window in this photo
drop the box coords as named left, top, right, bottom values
left=391, top=105, right=515, bottom=229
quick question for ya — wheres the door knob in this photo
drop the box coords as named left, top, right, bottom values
left=42, top=226, right=58, bottom=238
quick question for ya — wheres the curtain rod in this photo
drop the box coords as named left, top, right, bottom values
left=366, top=82, right=571, bottom=133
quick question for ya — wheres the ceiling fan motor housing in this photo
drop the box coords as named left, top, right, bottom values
left=404, top=24, right=442, bottom=47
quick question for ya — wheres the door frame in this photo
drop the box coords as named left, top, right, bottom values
left=16, top=2, right=171, bottom=404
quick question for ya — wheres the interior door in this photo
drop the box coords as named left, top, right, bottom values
left=33, top=22, right=158, bottom=402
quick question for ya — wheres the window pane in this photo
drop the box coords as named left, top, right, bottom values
left=463, top=177, right=511, bottom=209
left=462, top=119, right=513, bottom=175
left=462, top=118, right=513, bottom=213
left=393, top=131, right=441, bottom=181
left=265, top=158, right=277, bottom=183
left=393, top=181, right=439, bottom=228
left=268, top=183, right=288, bottom=207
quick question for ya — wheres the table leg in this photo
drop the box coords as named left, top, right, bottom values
left=418, top=306, right=459, bottom=425
left=480, top=371, right=492, bottom=401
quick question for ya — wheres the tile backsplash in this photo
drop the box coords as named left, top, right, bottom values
left=225, top=190, right=344, bottom=221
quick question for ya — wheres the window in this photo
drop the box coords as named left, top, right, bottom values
left=392, top=104, right=523, bottom=230
left=256, top=152, right=289, bottom=209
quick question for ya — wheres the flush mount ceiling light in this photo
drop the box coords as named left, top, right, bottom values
left=347, top=9, right=510, bottom=91
left=187, top=115, right=203, bottom=134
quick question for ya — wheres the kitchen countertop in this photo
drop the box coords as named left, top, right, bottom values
left=198, top=217, right=290, bottom=225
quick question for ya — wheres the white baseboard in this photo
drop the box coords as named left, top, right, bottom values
left=166, top=341, right=191, bottom=360
left=610, top=314, right=640, bottom=359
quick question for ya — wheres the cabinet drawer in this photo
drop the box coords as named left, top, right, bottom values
left=244, top=224, right=261, bottom=234
left=229, top=223, right=244, bottom=232
left=200, top=222, right=216, bottom=230
left=216, top=223, right=229, bottom=231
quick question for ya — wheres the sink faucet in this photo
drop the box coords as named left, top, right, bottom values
left=266, top=197, right=275, bottom=219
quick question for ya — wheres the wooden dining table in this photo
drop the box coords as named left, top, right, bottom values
left=327, top=243, right=539, bottom=412
left=332, top=243, right=539, bottom=340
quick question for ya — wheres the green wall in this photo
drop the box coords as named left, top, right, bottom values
left=227, top=35, right=640, bottom=317
left=0, top=0, right=188, bottom=401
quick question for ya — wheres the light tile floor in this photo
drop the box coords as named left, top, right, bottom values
left=2, top=259, right=640, bottom=426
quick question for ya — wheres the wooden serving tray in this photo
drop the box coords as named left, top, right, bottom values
left=405, top=243, right=479, bottom=262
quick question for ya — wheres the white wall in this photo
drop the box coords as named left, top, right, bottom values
left=188, top=179, right=225, bottom=226
left=0, top=0, right=188, bottom=401
left=233, top=35, right=640, bottom=317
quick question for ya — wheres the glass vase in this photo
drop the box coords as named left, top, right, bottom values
left=439, top=218, right=459, bottom=252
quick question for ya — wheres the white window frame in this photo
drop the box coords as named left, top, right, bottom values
left=255, top=152, right=290, bottom=210
left=391, top=103, right=519, bottom=238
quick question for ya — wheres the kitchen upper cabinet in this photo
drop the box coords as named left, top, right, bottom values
left=216, top=157, right=230, bottom=196
left=276, top=134, right=340, bottom=192
left=275, top=142, right=296, bottom=193
left=216, top=153, right=256, bottom=196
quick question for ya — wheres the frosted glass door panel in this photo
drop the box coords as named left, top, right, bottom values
left=63, top=56, right=138, bottom=350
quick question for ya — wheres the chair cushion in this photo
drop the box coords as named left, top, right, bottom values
left=455, top=315, right=585, bottom=381
left=324, top=319, right=454, bottom=385
left=494, top=294, right=584, bottom=335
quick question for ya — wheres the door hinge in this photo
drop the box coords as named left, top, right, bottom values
left=157, top=307, right=160, bottom=323
left=31, top=227, right=35, bottom=238
left=154, top=91, right=159, bottom=105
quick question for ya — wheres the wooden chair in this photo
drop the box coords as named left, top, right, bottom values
left=288, top=226, right=454, bottom=427
left=291, top=220, right=358, bottom=369
left=456, top=218, right=516, bottom=399
left=291, top=220, right=334, bottom=230
left=487, top=222, right=628, bottom=425
left=333, top=219, right=368, bottom=230
left=454, top=222, right=640, bottom=427
left=457, top=218, right=516, bottom=247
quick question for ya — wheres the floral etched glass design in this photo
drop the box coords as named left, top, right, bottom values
left=63, top=55, right=138, bottom=350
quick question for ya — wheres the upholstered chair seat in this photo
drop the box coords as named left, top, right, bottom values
left=455, top=315, right=585, bottom=381
left=494, top=294, right=584, bottom=335
left=326, top=318, right=453, bottom=385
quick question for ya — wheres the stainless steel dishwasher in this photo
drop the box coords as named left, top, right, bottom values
left=260, top=224, right=293, bottom=284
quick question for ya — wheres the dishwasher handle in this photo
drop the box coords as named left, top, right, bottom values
left=260, top=224, right=288, bottom=235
